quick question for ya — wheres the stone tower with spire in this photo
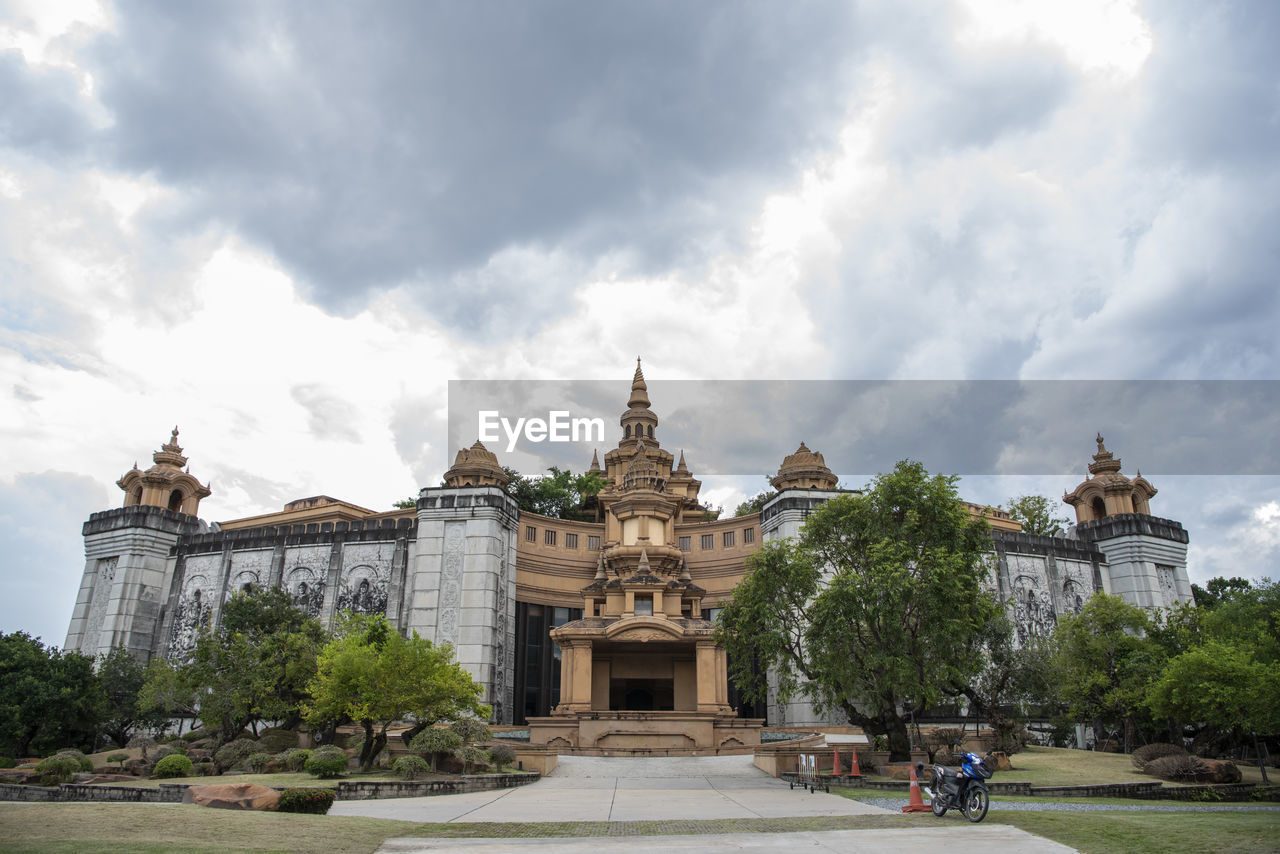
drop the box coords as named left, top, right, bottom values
left=65, top=428, right=208, bottom=660
left=408, top=437, right=520, bottom=723
left=1063, top=435, right=1191, bottom=609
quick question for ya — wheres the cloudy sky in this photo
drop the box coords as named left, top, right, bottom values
left=2, top=0, right=1278, bottom=646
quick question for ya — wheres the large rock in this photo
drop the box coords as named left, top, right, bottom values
left=1203, top=759, right=1243, bottom=784
left=183, top=782, right=281, bottom=811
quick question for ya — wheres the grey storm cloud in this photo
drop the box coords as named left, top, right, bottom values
left=0, top=0, right=874, bottom=327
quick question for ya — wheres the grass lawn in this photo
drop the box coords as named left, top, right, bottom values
left=987, top=810, right=1280, bottom=854
left=976, top=745, right=1272, bottom=787
left=4, top=802, right=1278, bottom=854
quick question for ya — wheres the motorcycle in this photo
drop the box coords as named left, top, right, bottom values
left=922, top=752, right=992, bottom=823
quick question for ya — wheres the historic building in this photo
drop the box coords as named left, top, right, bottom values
left=64, top=362, right=1193, bottom=745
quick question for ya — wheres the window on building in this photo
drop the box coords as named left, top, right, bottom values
left=544, top=529, right=557, bottom=546
left=525, top=525, right=535, bottom=542
left=634, top=595, right=653, bottom=616
left=701, top=534, right=714, bottom=550
left=588, top=535, right=600, bottom=551
left=565, top=532, right=578, bottom=549
left=744, top=527, right=755, bottom=544
left=679, top=536, right=691, bottom=552
left=723, top=531, right=735, bottom=547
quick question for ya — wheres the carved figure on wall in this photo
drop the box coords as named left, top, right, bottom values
left=336, top=565, right=388, bottom=616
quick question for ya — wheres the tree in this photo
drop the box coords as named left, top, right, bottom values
left=1049, top=593, right=1160, bottom=751
left=734, top=489, right=775, bottom=517
left=139, top=587, right=325, bottom=745
left=392, top=497, right=418, bottom=509
left=503, top=466, right=605, bottom=520
left=304, top=614, right=488, bottom=771
left=0, top=632, right=103, bottom=757
left=947, top=610, right=1056, bottom=753
left=97, top=645, right=169, bottom=748
left=716, top=460, right=999, bottom=761
left=1190, top=576, right=1253, bottom=610
left=1004, top=495, right=1070, bottom=536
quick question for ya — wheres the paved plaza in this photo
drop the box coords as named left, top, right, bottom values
left=327, top=756, right=1077, bottom=853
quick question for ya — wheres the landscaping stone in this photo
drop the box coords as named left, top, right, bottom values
left=182, top=782, right=281, bottom=811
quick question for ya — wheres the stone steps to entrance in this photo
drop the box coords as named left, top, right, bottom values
left=548, top=754, right=768, bottom=778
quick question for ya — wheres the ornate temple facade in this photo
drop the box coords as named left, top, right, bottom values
left=63, top=363, right=1193, bottom=744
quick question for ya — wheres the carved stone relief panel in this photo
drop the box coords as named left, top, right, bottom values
left=337, top=544, right=392, bottom=616
left=169, top=554, right=220, bottom=661
left=438, top=522, right=465, bottom=646
left=285, top=565, right=325, bottom=617
left=1156, top=564, right=1177, bottom=608
left=1007, top=554, right=1057, bottom=647
left=84, top=556, right=118, bottom=653
left=1057, top=559, right=1093, bottom=615
left=227, top=549, right=272, bottom=598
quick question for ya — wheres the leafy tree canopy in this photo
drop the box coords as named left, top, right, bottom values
left=140, top=587, right=324, bottom=745
left=392, top=497, right=418, bottom=509
left=0, top=632, right=103, bottom=757
left=1191, top=575, right=1253, bottom=610
left=305, top=614, right=488, bottom=771
left=1003, top=494, right=1070, bottom=536
left=716, top=460, right=998, bottom=761
left=734, top=490, right=775, bottom=518
left=503, top=466, right=605, bottom=521
left=97, top=645, right=169, bottom=748
left=1049, top=593, right=1160, bottom=747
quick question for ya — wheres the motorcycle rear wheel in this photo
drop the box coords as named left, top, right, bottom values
left=963, top=787, right=989, bottom=823
left=930, top=773, right=948, bottom=816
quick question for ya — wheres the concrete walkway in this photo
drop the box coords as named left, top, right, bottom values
left=376, top=827, right=1077, bottom=854
left=330, top=772, right=888, bottom=823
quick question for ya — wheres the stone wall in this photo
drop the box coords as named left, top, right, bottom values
left=336, top=772, right=538, bottom=800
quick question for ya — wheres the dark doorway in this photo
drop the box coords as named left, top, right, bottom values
left=610, top=678, right=673, bottom=711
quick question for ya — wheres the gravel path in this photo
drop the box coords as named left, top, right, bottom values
left=859, top=797, right=1280, bottom=813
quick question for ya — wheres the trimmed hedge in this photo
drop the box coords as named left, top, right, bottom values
left=153, top=754, right=194, bottom=779
left=305, top=746, right=349, bottom=779
left=51, top=750, right=93, bottom=772
left=1132, top=742, right=1187, bottom=770
left=281, top=748, right=313, bottom=772
left=278, top=787, right=336, bottom=814
left=393, top=755, right=431, bottom=780
left=35, top=756, right=82, bottom=785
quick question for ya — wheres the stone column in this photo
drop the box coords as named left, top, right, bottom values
left=696, top=641, right=720, bottom=713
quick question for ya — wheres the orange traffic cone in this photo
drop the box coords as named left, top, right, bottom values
left=902, top=763, right=931, bottom=813
left=848, top=750, right=862, bottom=778
left=832, top=747, right=846, bottom=777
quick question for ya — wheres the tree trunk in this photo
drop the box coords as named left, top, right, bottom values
left=358, top=720, right=377, bottom=771
left=886, top=715, right=912, bottom=762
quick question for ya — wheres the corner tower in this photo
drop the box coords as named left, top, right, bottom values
left=1064, top=436, right=1191, bottom=609
left=65, top=429, right=207, bottom=660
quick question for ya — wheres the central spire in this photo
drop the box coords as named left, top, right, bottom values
left=620, top=356, right=658, bottom=447
left=628, top=356, right=650, bottom=409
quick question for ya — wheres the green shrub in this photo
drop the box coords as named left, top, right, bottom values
left=277, top=787, right=336, bottom=814
left=489, top=744, right=516, bottom=771
left=150, top=744, right=175, bottom=761
left=281, top=748, right=313, bottom=772
left=453, top=744, right=490, bottom=774
left=181, top=729, right=208, bottom=742
left=194, top=762, right=214, bottom=777
left=1131, top=742, right=1187, bottom=770
left=304, top=746, right=349, bottom=779
left=153, top=754, right=194, bottom=779
left=35, top=755, right=82, bottom=785
left=52, top=750, right=93, bottom=772
left=0, top=757, right=15, bottom=769
left=241, top=752, right=272, bottom=773
left=409, top=728, right=463, bottom=772
left=214, top=739, right=259, bottom=771
left=106, top=753, right=129, bottom=767
left=392, top=755, right=431, bottom=780
left=449, top=718, right=492, bottom=744
left=256, top=728, right=300, bottom=753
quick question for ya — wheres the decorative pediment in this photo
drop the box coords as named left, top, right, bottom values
left=604, top=616, right=686, bottom=642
